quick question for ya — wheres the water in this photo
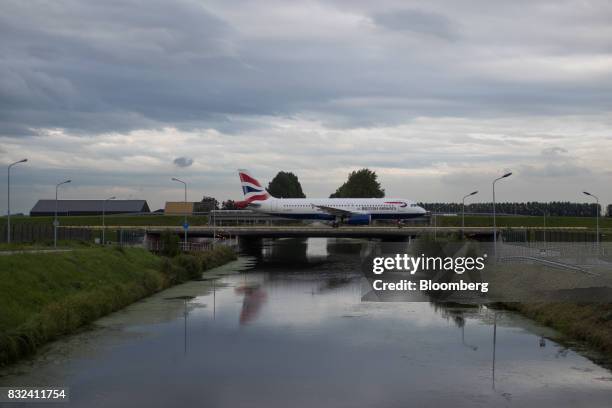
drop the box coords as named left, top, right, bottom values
left=2, top=238, right=612, bottom=407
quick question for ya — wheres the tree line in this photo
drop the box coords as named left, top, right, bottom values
left=419, top=202, right=604, bottom=217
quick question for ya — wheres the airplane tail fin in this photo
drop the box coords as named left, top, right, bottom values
left=236, top=169, right=271, bottom=208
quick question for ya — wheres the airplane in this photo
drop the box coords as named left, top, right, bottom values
left=234, top=169, right=427, bottom=227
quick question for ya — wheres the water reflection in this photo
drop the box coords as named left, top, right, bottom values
left=492, top=312, right=497, bottom=390
left=235, top=284, right=268, bottom=325
left=1, top=239, right=611, bottom=408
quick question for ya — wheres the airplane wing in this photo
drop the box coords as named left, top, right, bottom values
left=312, top=204, right=365, bottom=217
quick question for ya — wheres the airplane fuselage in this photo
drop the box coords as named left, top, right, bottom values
left=249, top=197, right=427, bottom=223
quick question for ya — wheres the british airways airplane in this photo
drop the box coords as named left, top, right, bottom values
left=235, top=169, right=427, bottom=226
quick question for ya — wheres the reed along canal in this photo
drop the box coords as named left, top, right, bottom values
left=1, top=238, right=612, bottom=407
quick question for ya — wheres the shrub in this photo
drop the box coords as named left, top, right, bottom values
left=174, top=254, right=201, bottom=281
left=160, top=231, right=180, bottom=257
left=196, top=246, right=236, bottom=271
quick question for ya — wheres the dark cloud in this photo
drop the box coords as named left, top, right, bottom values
left=173, top=157, right=194, bottom=168
left=520, top=163, right=592, bottom=178
left=521, top=148, right=591, bottom=178
left=1, top=0, right=611, bottom=137
left=541, top=147, right=568, bottom=157
left=2, top=0, right=612, bottom=212
left=373, top=9, right=458, bottom=40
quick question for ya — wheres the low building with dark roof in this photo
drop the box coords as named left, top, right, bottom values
left=30, top=200, right=150, bottom=216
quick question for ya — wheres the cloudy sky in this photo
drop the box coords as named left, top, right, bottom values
left=2, top=0, right=611, bottom=212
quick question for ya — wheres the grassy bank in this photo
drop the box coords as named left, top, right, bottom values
left=484, top=260, right=612, bottom=357
left=503, top=303, right=612, bottom=356
left=417, top=238, right=612, bottom=358
left=0, top=245, right=236, bottom=366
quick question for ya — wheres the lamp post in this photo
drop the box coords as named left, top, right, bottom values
left=583, top=191, right=600, bottom=252
left=54, top=179, right=72, bottom=248
left=462, top=191, right=478, bottom=236
left=212, top=206, right=216, bottom=248
left=539, top=205, right=547, bottom=247
left=102, top=196, right=116, bottom=245
left=433, top=204, right=437, bottom=240
left=493, top=172, right=512, bottom=257
left=172, top=177, right=188, bottom=249
left=7, top=158, right=28, bottom=244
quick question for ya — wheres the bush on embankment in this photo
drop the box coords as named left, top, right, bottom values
left=161, top=245, right=237, bottom=284
left=0, top=245, right=236, bottom=367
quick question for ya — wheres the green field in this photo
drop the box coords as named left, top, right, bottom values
left=5, top=214, right=209, bottom=227
left=432, top=215, right=612, bottom=230
left=5, top=214, right=611, bottom=229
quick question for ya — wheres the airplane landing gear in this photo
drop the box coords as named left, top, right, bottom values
left=332, top=217, right=341, bottom=228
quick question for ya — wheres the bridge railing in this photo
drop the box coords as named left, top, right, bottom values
left=145, top=238, right=237, bottom=253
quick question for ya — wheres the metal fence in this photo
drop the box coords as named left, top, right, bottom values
left=499, top=229, right=610, bottom=267
left=0, top=224, right=92, bottom=243
left=145, top=238, right=237, bottom=253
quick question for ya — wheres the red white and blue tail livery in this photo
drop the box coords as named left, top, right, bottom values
left=238, top=169, right=270, bottom=204
left=236, top=169, right=426, bottom=226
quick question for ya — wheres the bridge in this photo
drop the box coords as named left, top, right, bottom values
left=62, top=225, right=589, bottom=240
left=145, top=225, right=489, bottom=238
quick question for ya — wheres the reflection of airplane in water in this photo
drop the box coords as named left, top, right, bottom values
left=235, top=169, right=427, bottom=227
left=235, top=284, right=267, bottom=325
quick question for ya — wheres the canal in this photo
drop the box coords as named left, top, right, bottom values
left=1, top=238, right=612, bottom=407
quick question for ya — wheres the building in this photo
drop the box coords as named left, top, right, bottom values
left=30, top=200, right=150, bottom=216
left=164, top=201, right=195, bottom=215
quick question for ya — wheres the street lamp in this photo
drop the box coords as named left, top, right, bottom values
left=7, top=158, right=27, bottom=244
left=54, top=179, right=71, bottom=248
left=172, top=177, right=188, bottom=249
left=102, top=196, right=116, bottom=245
left=462, top=191, right=478, bottom=235
left=583, top=191, right=600, bottom=252
left=433, top=203, right=437, bottom=240
left=538, top=205, right=547, bottom=247
left=493, top=172, right=512, bottom=257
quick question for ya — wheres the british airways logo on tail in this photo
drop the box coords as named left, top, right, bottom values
left=238, top=169, right=270, bottom=205
left=242, top=185, right=264, bottom=194
left=239, top=172, right=262, bottom=187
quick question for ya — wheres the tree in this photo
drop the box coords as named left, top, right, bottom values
left=221, top=199, right=237, bottom=210
left=330, top=168, right=385, bottom=198
left=194, top=196, right=218, bottom=213
left=417, top=201, right=602, bottom=217
left=267, top=171, right=306, bottom=198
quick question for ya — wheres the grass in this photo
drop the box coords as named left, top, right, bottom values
left=503, top=303, right=612, bottom=357
left=434, top=215, right=612, bottom=230
left=5, top=214, right=611, bottom=229
left=4, top=214, right=209, bottom=227
left=0, top=245, right=236, bottom=366
left=0, top=240, right=97, bottom=251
